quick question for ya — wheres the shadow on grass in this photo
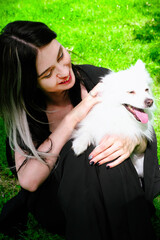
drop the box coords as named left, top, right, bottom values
left=134, top=19, right=160, bottom=42
left=133, top=11, right=160, bottom=64
left=132, top=11, right=160, bottom=83
left=0, top=213, right=64, bottom=240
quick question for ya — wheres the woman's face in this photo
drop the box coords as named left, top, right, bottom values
left=36, top=39, right=75, bottom=95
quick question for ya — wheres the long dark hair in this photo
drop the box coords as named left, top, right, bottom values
left=0, top=21, right=58, bottom=161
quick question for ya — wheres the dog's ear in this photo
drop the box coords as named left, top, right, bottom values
left=135, top=59, right=146, bottom=69
left=135, top=60, right=153, bottom=85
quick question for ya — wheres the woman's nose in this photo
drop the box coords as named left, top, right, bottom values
left=56, top=64, right=69, bottom=78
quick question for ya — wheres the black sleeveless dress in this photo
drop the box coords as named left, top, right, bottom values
left=0, top=65, right=160, bottom=240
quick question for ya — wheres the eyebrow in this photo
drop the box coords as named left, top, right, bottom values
left=38, top=45, right=62, bottom=78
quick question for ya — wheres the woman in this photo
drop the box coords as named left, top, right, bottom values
left=0, top=21, right=159, bottom=239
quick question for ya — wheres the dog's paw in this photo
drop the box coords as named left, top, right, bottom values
left=72, top=138, right=88, bottom=156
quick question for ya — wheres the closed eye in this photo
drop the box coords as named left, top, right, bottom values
left=44, top=69, right=53, bottom=78
left=57, top=47, right=64, bottom=62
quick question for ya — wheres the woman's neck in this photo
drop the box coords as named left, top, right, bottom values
left=46, top=91, right=73, bottom=132
left=46, top=90, right=70, bottom=107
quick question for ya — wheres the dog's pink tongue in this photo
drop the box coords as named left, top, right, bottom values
left=134, top=109, right=148, bottom=124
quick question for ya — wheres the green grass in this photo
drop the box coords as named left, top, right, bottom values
left=0, top=0, right=160, bottom=239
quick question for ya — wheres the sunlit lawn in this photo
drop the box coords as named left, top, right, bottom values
left=0, top=0, right=160, bottom=239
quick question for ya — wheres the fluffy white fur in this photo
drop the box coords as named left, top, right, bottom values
left=72, top=60, right=155, bottom=177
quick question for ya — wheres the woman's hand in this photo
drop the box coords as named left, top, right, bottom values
left=88, top=135, right=147, bottom=168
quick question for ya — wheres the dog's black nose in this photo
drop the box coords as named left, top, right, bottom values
left=145, top=98, right=153, bottom=107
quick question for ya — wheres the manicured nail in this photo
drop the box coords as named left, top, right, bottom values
left=88, top=155, right=93, bottom=160
left=89, top=161, right=94, bottom=166
left=95, top=162, right=100, bottom=166
left=106, top=165, right=110, bottom=170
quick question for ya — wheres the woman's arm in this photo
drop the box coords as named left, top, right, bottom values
left=15, top=115, right=76, bottom=192
left=15, top=84, right=102, bottom=192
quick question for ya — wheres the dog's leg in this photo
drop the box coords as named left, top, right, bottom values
left=72, top=130, right=94, bottom=156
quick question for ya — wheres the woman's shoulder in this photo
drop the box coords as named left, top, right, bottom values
left=77, top=64, right=111, bottom=78
left=74, top=64, right=111, bottom=88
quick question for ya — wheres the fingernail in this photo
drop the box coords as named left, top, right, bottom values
left=106, top=165, right=110, bottom=170
left=95, top=162, right=100, bottom=166
left=89, top=161, right=94, bottom=166
left=88, top=155, right=93, bottom=160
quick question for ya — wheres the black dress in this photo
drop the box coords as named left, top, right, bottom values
left=0, top=65, right=160, bottom=240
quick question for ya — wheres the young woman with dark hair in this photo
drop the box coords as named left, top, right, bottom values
left=0, top=21, right=159, bottom=240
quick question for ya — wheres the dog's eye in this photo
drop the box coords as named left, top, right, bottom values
left=145, top=88, right=149, bottom=92
left=128, top=91, right=135, bottom=94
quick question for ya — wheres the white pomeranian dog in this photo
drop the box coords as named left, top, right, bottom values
left=72, top=60, right=155, bottom=177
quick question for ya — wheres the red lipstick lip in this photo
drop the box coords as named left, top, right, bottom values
left=59, top=72, right=71, bottom=85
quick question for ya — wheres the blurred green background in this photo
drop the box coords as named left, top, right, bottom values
left=0, top=0, right=160, bottom=239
